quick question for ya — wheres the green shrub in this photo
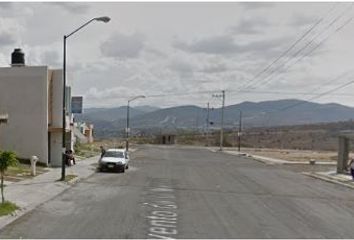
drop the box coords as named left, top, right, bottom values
left=0, top=201, right=19, bottom=216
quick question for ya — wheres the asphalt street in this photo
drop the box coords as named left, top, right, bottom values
left=1, top=145, right=354, bottom=238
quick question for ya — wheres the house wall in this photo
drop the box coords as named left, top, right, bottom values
left=0, top=66, right=49, bottom=164
left=48, top=69, right=64, bottom=167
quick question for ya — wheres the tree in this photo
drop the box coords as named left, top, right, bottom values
left=0, top=151, right=18, bottom=203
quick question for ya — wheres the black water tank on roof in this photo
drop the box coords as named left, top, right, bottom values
left=11, top=48, right=25, bottom=66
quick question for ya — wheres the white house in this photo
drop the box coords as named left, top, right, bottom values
left=0, top=49, right=74, bottom=166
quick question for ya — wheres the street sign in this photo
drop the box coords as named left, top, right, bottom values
left=72, top=96, right=83, bottom=114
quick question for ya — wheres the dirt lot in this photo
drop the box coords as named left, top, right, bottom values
left=238, top=147, right=340, bottom=162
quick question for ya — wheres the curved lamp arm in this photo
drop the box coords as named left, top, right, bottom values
left=65, top=16, right=110, bottom=38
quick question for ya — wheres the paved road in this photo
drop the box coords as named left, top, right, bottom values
left=1, top=145, right=354, bottom=238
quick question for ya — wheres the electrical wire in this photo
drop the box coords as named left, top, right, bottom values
left=279, top=78, right=354, bottom=112
left=248, top=14, right=354, bottom=91
left=235, top=2, right=340, bottom=91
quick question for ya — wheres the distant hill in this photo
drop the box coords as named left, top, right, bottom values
left=75, top=105, right=159, bottom=123
left=134, top=105, right=160, bottom=113
left=75, top=99, right=354, bottom=138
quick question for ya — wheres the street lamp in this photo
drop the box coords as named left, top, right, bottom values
left=237, top=110, right=242, bottom=152
left=212, top=90, right=225, bottom=151
left=126, top=95, right=145, bottom=151
left=61, top=16, right=110, bottom=181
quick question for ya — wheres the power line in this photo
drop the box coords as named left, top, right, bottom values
left=255, top=15, right=354, bottom=90
left=145, top=89, right=217, bottom=98
left=239, top=4, right=352, bottom=92
left=127, top=84, right=354, bottom=101
left=235, top=2, right=340, bottom=91
left=229, top=71, right=354, bottom=127
left=231, top=89, right=354, bottom=97
left=294, top=69, right=354, bottom=100
left=279, top=78, right=354, bottom=112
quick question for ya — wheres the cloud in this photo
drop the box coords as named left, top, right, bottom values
left=288, top=14, right=316, bottom=27
left=240, top=2, right=275, bottom=10
left=173, top=35, right=240, bottom=55
left=143, top=47, right=167, bottom=58
left=167, top=57, right=196, bottom=77
left=100, top=32, right=145, bottom=59
left=0, top=32, right=17, bottom=46
left=230, top=17, right=269, bottom=35
left=173, top=34, right=287, bottom=57
left=40, top=50, right=61, bottom=68
left=0, top=2, right=13, bottom=10
left=165, top=53, right=230, bottom=77
left=200, top=61, right=228, bottom=73
left=51, top=2, right=90, bottom=14
left=85, top=86, right=133, bottom=100
left=0, top=2, right=33, bottom=19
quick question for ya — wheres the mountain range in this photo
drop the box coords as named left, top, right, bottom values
left=75, top=99, right=354, bottom=138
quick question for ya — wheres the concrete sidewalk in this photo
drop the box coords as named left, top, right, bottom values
left=0, top=155, right=99, bottom=230
left=212, top=148, right=336, bottom=166
left=216, top=149, right=353, bottom=188
left=304, top=171, right=354, bottom=189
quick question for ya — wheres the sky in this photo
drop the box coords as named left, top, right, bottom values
left=1, top=2, right=354, bottom=109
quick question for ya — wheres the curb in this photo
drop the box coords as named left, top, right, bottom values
left=303, top=172, right=354, bottom=189
left=0, top=175, right=87, bottom=230
left=66, top=176, right=80, bottom=185
left=0, top=206, right=31, bottom=231
left=213, top=149, right=278, bottom=165
left=0, top=148, right=138, bottom=231
left=0, top=160, right=98, bottom=231
left=214, top=149, right=336, bottom=166
left=0, top=182, right=68, bottom=231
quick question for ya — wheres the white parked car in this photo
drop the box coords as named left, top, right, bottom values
left=99, top=149, right=129, bottom=173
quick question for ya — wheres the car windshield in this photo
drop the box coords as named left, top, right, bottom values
left=103, top=151, right=124, bottom=158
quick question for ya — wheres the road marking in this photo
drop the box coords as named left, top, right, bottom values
left=145, top=185, right=178, bottom=239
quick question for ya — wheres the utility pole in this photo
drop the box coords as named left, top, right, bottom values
left=238, top=110, right=242, bottom=152
left=195, top=109, right=199, bottom=130
left=212, top=91, right=225, bottom=151
left=126, top=101, right=130, bottom=151
left=206, top=102, right=210, bottom=146
left=220, top=90, right=225, bottom=151
left=126, top=95, right=145, bottom=151
left=61, top=35, right=67, bottom=181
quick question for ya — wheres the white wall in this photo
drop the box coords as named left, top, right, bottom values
left=50, top=132, right=62, bottom=167
left=0, top=66, right=49, bottom=164
left=48, top=69, right=64, bottom=167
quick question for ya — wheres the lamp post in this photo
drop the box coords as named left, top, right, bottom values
left=126, top=95, right=145, bottom=151
left=206, top=102, right=210, bottom=146
left=238, top=110, right=242, bottom=152
left=213, top=90, right=225, bottom=151
left=61, top=16, right=110, bottom=181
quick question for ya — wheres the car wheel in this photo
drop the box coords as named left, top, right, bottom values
left=121, top=167, right=125, bottom=173
left=126, top=164, right=129, bottom=169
